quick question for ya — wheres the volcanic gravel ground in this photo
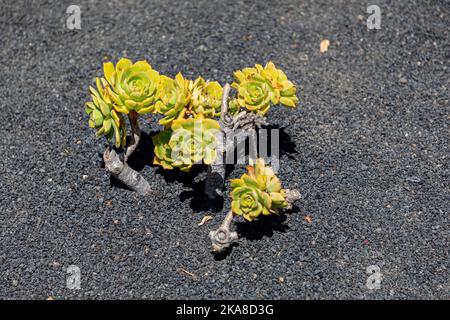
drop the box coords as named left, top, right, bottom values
left=0, top=0, right=449, bottom=299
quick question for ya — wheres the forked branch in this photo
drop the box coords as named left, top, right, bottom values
left=206, top=83, right=269, bottom=198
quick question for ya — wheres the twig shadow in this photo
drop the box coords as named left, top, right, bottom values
left=178, top=168, right=224, bottom=213
left=212, top=243, right=239, bottom=261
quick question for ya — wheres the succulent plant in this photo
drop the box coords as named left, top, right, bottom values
left=189, top=77, right=223, bottom=118
left=156, top=74, right=223, bottom=126
left=155, top=73, right=191, bottom=126
left=103, top=58, right=160, bottom=115
left=152, top=129, right=192, bottom=172
left=152, top=115, right=221, bottom=172
left=230, top=158, right=288, bottom=221
left=227, top=98, right=241, bottom=116
left=231, top=62, right=299, bottom=115
left=260, top=62, right=299, bottom=108
left=232, top=73, right=274, bottom=115
left=85, top=77, right=126, bottom=148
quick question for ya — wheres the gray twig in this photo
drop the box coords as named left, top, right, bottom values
left=102, top=110, right=151, bottom=195
left=207, top=83, right=269, bottom=198
left=124, top=111, right=141, bottom=162
left=103, top=147, right=152, bottom=195
left=209, top=210, right=238, bottom=253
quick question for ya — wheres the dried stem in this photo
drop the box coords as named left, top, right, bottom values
left=103, top=111, right=150, bottom=195
left=103, top=147, right=152, bottom=195
left=124, top=110, right=141, bottom=162
left=220, top=83, right=231, bottom=123
left=284, top=189, right=301, bottom=210
left=207, top=83, right=269, bottom=198
left=205, top=83, right=231, bottom=198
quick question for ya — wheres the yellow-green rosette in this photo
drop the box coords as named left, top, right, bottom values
left=103, top=58, right=160, bottom=115
left=189, top=77, right=223, bottom=118
left=152, top=115, right=221, bottom=172
left=231, top=62, right=299, bottom=115
left=85, top=77, right=126, bottom=148
left=155, top=73, right=191, bottom=127
left=232, top=73, right=274, bottom=115
left=230, top=158, right=288, bottom=221
left=260, top=62, right=299, bottom=108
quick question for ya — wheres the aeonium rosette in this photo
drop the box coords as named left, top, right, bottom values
left=152, top=114, right=221, bottom=172
left=85, top=77, right=127, bottom=148
left=230, top=158, right=288, bottom=221
left=231, top=61, right=299, bottom=116
left=103, top=58, right=160, bottom=115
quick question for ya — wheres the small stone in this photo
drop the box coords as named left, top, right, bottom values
left=197, top=44, right=207, bottom=51
left=406, top=176, right=422, bottom=184
left=82, top=175, right=88, bottom=180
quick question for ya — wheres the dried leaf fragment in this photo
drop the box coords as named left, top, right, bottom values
left=305, top=215, right=312, bottom=224
left=320, top=39, right=330, bottom=53
left=177, top=268, right=197, bottom=280
left=198, top=215, right=213, bottom=226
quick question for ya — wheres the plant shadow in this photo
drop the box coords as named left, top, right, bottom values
left=235, top=205, right=300, bottom=241
left=178, top=170, right=225, bottom=213
left=210, top=205, right=300, bottom=259
left=103, top=125, right=297, bottom=209
left=212, top=242, right=239, bottom=261
left=127, top=130, right=157, bottom=171
left=263, top=125, right=298, bottom=160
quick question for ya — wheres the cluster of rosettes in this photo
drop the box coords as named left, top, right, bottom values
left=230, top=158, right=288, bottom=221
left=86, top=58, right=223, bottom=148
left=230, top=62, right=299, bottom=116
left=156, top=73, right=223, bottom=127
left=152, top=115, right=221, bottom=172
left=86, top=58, right=298, bottom=170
